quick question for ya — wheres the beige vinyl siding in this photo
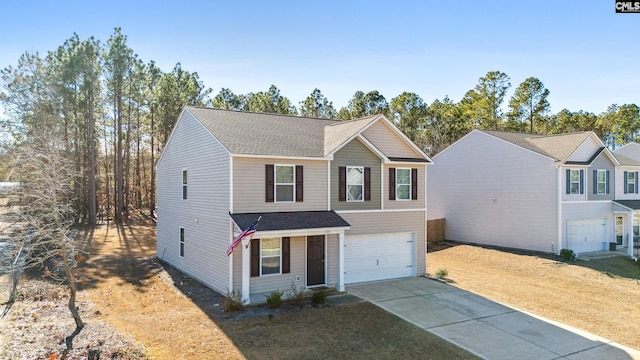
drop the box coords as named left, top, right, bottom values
left=326, top=234, right=338, bottom=287
left=383, top=164, right=426, bottom=210
left=614, top=167, right=640, bottom=200
left=587, top=152, right=616, bottom=201
left=566, top=136, right=601, bottom=162
left=562, top=201, right=614, bottom=250
left=428, top=130, right=558, bottom=253
left=233, top=157, right=327, bottom=213
left=361, top=120, right=421, bottom=158
left=157, top=110, right=231, bottom=294
left=338, top=211, right=426, bottom=276
left=331, top=138, right=382, bottom=211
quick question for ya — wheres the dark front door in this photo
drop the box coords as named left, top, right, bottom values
left=307, top=235, right=325, bottom=286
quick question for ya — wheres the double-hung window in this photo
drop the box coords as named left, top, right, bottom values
left=260, top=237, right=281, bottom=275
left=596, top=170, right=608, bottom=195
left=569, top=169, right=581, bottom=194
left=627, top=171, right=637, bottom=194
left=275, top=165, right=294, bottom=202
left=396, top=168, right=411, bottom=200
left=182, top=170, right=188, bottom=200
left=347, top=166, right=364, bottom=202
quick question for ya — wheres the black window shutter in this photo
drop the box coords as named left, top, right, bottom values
left=266, top=165, right=274, bottom=202
left=566, top=169, right=570, bottom=194
left=411, top=168, right=418, bottom=200
left=635, top=172, right=639, bottom=194
left=606, top=170, right=610, bottom=194
left=389, top=168, right=396, bottom=200
left=624, top=171, right=628, bottom=194
left=339, top=166, right=346, bottom=201
left=579, top=170, right=584, bottom=194
left=295, top=166, right=303, bottom=202
left=251, top=239, right=260, bottom=277
left=282, top=237, right=290, bottom=274
left=593, top=170, right=597, bottom=194
left=364, top=167, right=371, bottom=201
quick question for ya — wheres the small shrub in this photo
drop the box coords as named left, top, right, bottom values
left=311, top=290, right=327, bottom=305
left=560, top=249, right=575, bottom=260
left=435, top=268, right=448, bottom=279
left=223, top=289, right=243, bottom=312
left=288, top=282, right=306, bottom=307
left=266, top=289, right=283, bottom=309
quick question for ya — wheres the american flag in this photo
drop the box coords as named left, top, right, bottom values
left=227, top=216, right=261, bottom=256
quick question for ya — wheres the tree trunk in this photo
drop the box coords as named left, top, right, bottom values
left=149, top=105, right=156, bottom=217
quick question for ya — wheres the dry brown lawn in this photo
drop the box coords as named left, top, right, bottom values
left=427, top=242, right=640, bottom=351
left=71, top=221, right=478, bottom=359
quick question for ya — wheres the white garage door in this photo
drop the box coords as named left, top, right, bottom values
left=344, top=232, right=415, bottom=284
left=567, top=218, right=607, bottom=254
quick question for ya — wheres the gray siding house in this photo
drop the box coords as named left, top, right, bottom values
left=156, top=107, right=431, bottom=303
left=428, top=129, right=637, bottom=258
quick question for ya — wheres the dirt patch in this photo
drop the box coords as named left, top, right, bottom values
left=427, top=242, right=640, bottom=350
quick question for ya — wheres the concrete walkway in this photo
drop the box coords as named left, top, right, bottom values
left=347, top=278, right=640, bottom=360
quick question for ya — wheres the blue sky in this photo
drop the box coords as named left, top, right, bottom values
left=1, top=1, right=638, bottom=114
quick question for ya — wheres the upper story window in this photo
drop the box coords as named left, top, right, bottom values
left=389, top=167, right=418, bottom=200
left=275, top=165, right=294, bottom=202
left=347, top=166, right=364, bottom=202
left=566, top=169, right=583, bottom=195
left=625, top=171, right=638, bottom=194
left=266, top=164, right=303, bottom=203
left=396, top=168, right=411, bottom=200
left=595, top=170, right=609, bottom=195
left=182, top=170, right=188, bottom=200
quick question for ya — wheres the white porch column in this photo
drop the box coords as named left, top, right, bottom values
left=338, top=231, right=345, bottom=292
left=629, top=212, right=634, bottom=258
left=241, top=238, right=251, bottom=304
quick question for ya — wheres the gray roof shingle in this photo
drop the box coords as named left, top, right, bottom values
left=480, top=130, right=594, bottom=161
left=230, top=211, right=350, bottom=232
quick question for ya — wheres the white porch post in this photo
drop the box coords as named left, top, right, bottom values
left=241, top=237, right=251, bottom=304
left=338, top=231, right=345, bottom=292
left=629, top=212, right=634, bottom=258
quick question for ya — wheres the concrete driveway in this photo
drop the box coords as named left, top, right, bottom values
left=347, top=278, right=640, bottom=360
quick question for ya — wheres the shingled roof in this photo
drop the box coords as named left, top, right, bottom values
left=480, top=130, right=594, bottom=162
left=186, top=106, right=338, bottom=157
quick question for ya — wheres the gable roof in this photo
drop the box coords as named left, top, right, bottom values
left=183, top=106, right=430, bottom=162
left=480, top=130, right=594, bottom=162
left=612, top=142, right=640, bottom=166
left=230, top=211, right=350, bottom=232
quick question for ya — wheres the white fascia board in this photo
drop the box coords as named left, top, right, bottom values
left=254, top=227, right=351, bottom=238
left=231, top=153, right=327, bottom=161
left=355, top=135, right=387, bottom=161
left=336, top=208, right=426, bottom=214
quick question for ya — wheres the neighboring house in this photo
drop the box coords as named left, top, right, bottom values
left=611, top=142, right=640, bottom=258
left=156, top=107, right=431, bottom=303
left=428, top=129, right=638, bottom=258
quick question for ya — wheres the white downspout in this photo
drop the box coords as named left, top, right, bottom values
left=557, top=166, right=563, bottom=254
left=338, top=231, right=345, bottom=291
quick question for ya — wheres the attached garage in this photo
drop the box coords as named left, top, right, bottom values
left=344, top=232, right=415, bottom=284
left=566, top=218, right=607, bottom=254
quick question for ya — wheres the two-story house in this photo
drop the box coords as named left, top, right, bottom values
left=612, top=142, right=640, bottom=258
left=156, top=107, right=431, bottom=303
left=428, top=129, right=637, bottom=258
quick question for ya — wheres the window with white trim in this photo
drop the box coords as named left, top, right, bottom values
left=396, top=168, right=411, bottom=200
left=347, top=166, right=364, bottom=202
left=628, top=171, right=637, bottom=194
left=569, top=169, right=581, bottom=194
left=275, top=165, right=294, bottom=202
left=182, top=170, right=188, bottom=200
left=179, top=227, right=185, bottom=257
left=261, top=237, right=281, bottom=275
left=596, top=170, right=607, bottom=194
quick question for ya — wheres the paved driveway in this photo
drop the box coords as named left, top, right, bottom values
left=347, top=278, right=640, bottom=360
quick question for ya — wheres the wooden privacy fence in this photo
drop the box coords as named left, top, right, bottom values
left=427, top=218, right=445, bottom=243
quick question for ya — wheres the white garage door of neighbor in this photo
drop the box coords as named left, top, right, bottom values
left=344, top=232, right=415, bottom=284
left=567, top=218, right=607, bottom=254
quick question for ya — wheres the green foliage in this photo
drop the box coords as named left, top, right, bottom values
left=300, top=88, right=336, bottom=119
left=266, top=289, right=283, bottom=309
left=244, top=85, right=297, bottom=115
left=288, top=282, right=306, bottom=307
left=507, top=77, right=550, bottom=133
left=435, top=268, right=449, bottom=279
left=338, top=90, right=389, bottom=120
left=223, top=290, right=244, bottom=312
left=311, top=290, right=327, bottom=305
left=560, top=249, right=575, bottom=260
left=463, top=71, right=511, bottom=130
